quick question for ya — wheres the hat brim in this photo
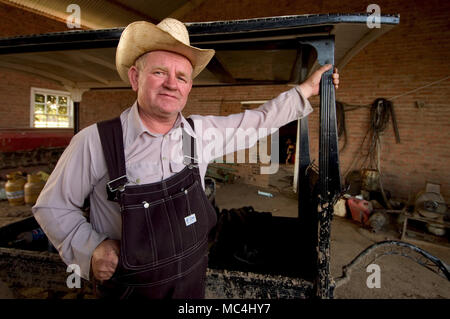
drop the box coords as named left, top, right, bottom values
left=116, top=21, right=215, bottom=83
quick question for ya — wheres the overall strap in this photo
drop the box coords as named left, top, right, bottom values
left=182, top=117, right=198, bottom=167
left=97, top=117, right=128, bottom=201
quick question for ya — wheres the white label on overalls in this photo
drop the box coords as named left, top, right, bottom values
left=185, top=214, right=197, bottom=226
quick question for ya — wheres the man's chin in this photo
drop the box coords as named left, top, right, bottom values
left=157, top=107, right=183, bottom=119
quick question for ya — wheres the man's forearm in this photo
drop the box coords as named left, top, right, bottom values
left=32, top=206, right=108, bottom=280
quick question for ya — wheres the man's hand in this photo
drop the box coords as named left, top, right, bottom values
left=91, top=239, right=120, bottom=281
left=298, top=64, right=339, bottom=99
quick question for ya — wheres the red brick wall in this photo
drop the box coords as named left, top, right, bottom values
left=0, top=68, right=67, bottom=128
left=0, top=2, right=71, bottom=37
left=80, top=89, right=136, bottom=127
left=0, top=3, right=73, bottom=128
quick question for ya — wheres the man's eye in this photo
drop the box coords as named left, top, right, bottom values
left=178, top=77, right=187, bottom=83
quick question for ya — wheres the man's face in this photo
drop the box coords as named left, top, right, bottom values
left=130, top=50, right=193, bottom=121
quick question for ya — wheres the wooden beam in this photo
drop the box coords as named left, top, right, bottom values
left=0, top=61, right=74, bottom=86
left=288, top=49, right=303, bottom=84
left=74, top=81, right=128, bottom=89
left=336, top=27, right=391, bottom=71
left=0, top=0, right=90, bottom=29
left=206, top=56, right=236, bottom=84
left=105, top=0, right=158, bottom=23
left=19, top=55, right=110, bottom=85
left=168, top=0, right=208, bottom=20
left=76, top=52, right=117, bottom=71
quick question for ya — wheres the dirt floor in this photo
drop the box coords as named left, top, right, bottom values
left=0, top=179, right=449, bottom=299
left=214, top=182, right=450, bottom=299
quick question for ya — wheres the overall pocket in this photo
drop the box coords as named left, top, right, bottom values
left=168, top=180, right=210, bottom=252
left=121, top=199, right=176, bottom=268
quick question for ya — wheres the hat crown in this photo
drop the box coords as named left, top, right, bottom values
left=157, top=18, right=190, bottom=46
left=116, top=18, right=214, bottom=82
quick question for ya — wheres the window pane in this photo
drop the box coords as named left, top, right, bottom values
left=34, top=115, right=47, bottom=127
left=57, top=115, right=69, bottom=127
left=47, top=95, right=57, bottom=104
left=47, top=115, right=57, bottom=127
left=47, top=106, right=58, bottom=114
left=35, top=94, right=45, bottom=103
left=46, top=95, right=58, bottom=114
left=58, top=105, right=67, bottom=115
left=34, top=104, right=45, bottom=114
left=58, top=96, right=67, bottom=105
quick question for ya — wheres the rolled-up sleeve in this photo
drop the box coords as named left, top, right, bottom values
left=32, top=125, right=108, bottom=280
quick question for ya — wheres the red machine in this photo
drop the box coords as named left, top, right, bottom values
left=347, top=198, right=372, bottom=225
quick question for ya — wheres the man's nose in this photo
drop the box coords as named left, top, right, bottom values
left=163, top=73, right=177, bottom=90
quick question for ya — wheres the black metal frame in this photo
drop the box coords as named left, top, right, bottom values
left=0, top=14, right=400, bottom=54
left=334, top=240, right=450, bottom=288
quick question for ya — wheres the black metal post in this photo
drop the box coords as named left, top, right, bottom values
left=73, top=101, right=80, bottom=135
left=299, top=36, right=342, bottom=299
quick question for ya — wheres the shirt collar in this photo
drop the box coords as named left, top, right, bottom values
left=126, top=101, right=148, bottom=142
left=126, top=101, right=197, bottom=144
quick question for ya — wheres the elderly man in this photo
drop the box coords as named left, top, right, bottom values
left=33, top=18, right=339, bottom=299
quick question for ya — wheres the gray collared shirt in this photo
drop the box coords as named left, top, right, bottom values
left=32, top=86, right=312, bottom=279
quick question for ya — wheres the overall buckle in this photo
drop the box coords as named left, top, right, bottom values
left=183, top=155, right=199, bottom=169
left=106, top=175, right=128, bottom=193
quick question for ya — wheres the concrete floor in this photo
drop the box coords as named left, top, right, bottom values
left=214, top=181, right=450, bottom=299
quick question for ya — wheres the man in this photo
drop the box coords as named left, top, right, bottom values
left=33, top=18, right=339, bottom=299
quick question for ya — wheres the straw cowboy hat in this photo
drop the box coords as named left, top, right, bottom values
left=116, top=18, right=215, bottom=83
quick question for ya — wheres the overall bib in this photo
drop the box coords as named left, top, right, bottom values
left=95, top=117, right=217, bottom=299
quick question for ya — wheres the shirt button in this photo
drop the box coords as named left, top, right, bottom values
left=162, top=157, right=167, bottom=160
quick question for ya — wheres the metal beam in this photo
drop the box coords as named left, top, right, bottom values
left=298, top=36, right=342, bottom=299
left=73, top=101, right=80, bottom=135
left=0, top=29, right=122, bottom=55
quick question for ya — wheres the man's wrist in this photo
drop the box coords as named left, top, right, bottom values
left=297, top=83, right=312, bottom=99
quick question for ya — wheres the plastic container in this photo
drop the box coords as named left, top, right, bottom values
left=333, top=198, right=347, bottom=217
left=348, top=197, right=373, bottom=225
left=5, top=172, right=26, bottom=206
left=0, top=181, right=7, bottom=200
left=24, top=173, right=46, bottom=205
left=361, top=169, right=380, bottom=191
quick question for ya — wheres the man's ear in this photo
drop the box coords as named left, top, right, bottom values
left=128, top=66, right=139, bottom=92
